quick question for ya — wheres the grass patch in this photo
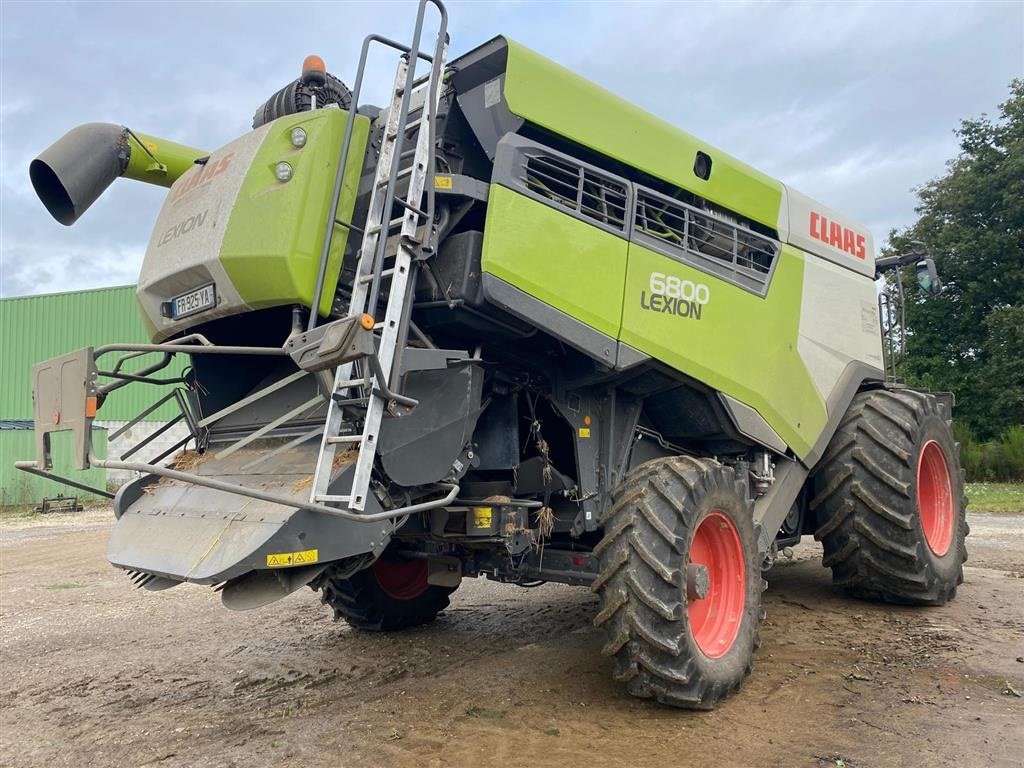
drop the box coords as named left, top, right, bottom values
left=465, top=706, right=506, bottom=720
left=0, top=505, right=42, bottom=522
left=966, top=482, right=1024, bottom=513
left=44, top=581, right=87, bottom=590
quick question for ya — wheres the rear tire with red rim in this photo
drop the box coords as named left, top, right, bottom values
left=319, top=548, right=456, bottom=631
left=593, top=456, right=762, bottom=709
left=811, top=389, right=967, bottom=605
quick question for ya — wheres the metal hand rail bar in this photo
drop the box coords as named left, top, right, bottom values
left=94, top=340, right=285, bottom=396
left=309, top=0, right=449, bottom=332
left=94, top=332, right=215, bottom=357
left=196, top=369, right=309, bottom=427
left=120, top=414, right=184, bottom=460
left=108, top=391, right=179, bottom=440
left=13, top=461, right=115, bottom=500
left=86, top=452, right=458, bottom=522
left=94, top=341, right=285, bottom=358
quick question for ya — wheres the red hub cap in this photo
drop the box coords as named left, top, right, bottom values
left=687, top=511, right=746, bottom=659
left=373, top=557, right=429, bottom=600
left=917, top=440, right=954, bottom=556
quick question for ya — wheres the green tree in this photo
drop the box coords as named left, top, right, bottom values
left=885, top=79, right=1024, bottom=439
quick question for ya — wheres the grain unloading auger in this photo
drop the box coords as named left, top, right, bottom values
left=17, top=0, right=967, bottom=708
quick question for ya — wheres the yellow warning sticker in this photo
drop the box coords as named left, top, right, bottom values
left=434, top=174, right=453, bottom=190
left=472, top=506, right=493, bottom=530
left=266, top=549, right=319, bottom=568
left=578, top=427, right=591, bottom=438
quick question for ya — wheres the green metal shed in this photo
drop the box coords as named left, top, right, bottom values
left=0, top=421, right=108, bottom=506
left=1, top=285, right=191, bottom=505
left=0, top=285, right=182, bottom=422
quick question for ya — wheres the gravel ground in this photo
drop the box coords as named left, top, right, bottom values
left=1, top=508, right=1022, bottom=768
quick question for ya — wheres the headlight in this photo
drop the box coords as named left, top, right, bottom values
left=274, top=161, right=293, bottom=182
left=290, top=127, right=307, bottom=148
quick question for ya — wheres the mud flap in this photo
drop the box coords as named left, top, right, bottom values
left=378, top=363, right=483, bottom=486
left=107, top=440, right=391, bottom=597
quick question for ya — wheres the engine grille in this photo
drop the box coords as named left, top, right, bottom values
left=524, top=153, right=628, bottom=232
left=634, top=190, right=778, bottom=290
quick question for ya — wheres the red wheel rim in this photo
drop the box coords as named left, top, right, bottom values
left=917, top=440, right=954, bottom=556
left=687, top=511, right=746, bottom=659
left=373, top=557, right=429, bottom=600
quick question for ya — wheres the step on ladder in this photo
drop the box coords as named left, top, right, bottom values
left=310, top=5, right=448, bottom=513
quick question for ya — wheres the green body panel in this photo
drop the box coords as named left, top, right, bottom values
left=481, top=179, right=825, bottom=455
left=619, top=243, right=825, bottom=456
left=219, top=110, right=370, bottom=317
left=481, top=185, right=627, bottom=338
left=501, top=39, right=784, bottom=231
left=123, top=131, right=206, bottom=188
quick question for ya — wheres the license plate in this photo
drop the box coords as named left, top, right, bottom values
left=170, top=283, right=216, bottom=319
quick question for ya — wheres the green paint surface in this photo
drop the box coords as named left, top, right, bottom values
left=480, top=184, right=823, bottom=454
left=219, top=110, right=370, bottom=317
left=501, top=39, right=784, bottom=231
left=124, top=131, right=206, bottom=188
left=620, top=243, right=825, bottom=456
left=482, top=185, right=627, bottom=338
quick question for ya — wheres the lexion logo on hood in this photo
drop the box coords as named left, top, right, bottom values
left=157, top=209, right=208, bottom=247
left=640, top=271, right=709, bottom=320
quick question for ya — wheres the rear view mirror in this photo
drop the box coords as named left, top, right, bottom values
left=915, top=258, right=941, bottom=295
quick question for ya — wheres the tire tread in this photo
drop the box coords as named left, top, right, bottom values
left=811, top=389, right=968, bottom=606
left=592, top=456, right=760, bottom=709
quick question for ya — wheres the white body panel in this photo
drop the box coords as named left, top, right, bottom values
left=781, top=187, right=875, bottom=278
left=797, top=254, right=884, bottom=402
left=136, top=124, right=271, bottom=341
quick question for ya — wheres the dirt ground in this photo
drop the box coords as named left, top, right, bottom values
left=1, top=508, right=1022, bottom=768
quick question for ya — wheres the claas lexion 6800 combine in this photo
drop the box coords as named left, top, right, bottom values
left=19, top=1, right=967, bottom=708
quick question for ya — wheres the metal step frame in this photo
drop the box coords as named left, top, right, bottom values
left=309, top=0, right=449, bottom=512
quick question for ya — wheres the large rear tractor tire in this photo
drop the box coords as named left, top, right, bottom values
left=811, top=388, right=967, bottom=605
left=319, top=548, right=456, bottom=631
left=592, top=456, right=762, bottom=709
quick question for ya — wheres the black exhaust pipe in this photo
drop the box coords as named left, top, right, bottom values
left=29, top=123, right=206, bottom=226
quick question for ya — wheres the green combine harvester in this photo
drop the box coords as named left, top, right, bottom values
left=19, top=1, right=967, bottom=708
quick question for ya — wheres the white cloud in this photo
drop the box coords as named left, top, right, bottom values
left=1, top=0, right=1021, bottom=296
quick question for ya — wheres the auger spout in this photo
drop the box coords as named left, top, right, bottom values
left=29, top=123, right=207, bottom=226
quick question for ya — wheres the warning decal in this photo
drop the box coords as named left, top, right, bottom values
left=472, top=507, right=493, bottom=530
left=266, top=549, right=319, bottom=568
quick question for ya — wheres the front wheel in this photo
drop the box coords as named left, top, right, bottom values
left=592, top=456, right=762, bottom=709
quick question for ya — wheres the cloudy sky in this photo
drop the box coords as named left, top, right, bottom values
left=1, top=0, right=1021, bottom=297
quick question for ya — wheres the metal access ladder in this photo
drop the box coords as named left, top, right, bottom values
left=309, top=2, right=449, bottom=512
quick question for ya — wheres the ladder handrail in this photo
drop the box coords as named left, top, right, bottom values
left=309, top=0, right=449, bottom=513
left=308, top=0, right=448, bottom=333
left=365, top=0, right=448, bottom=316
